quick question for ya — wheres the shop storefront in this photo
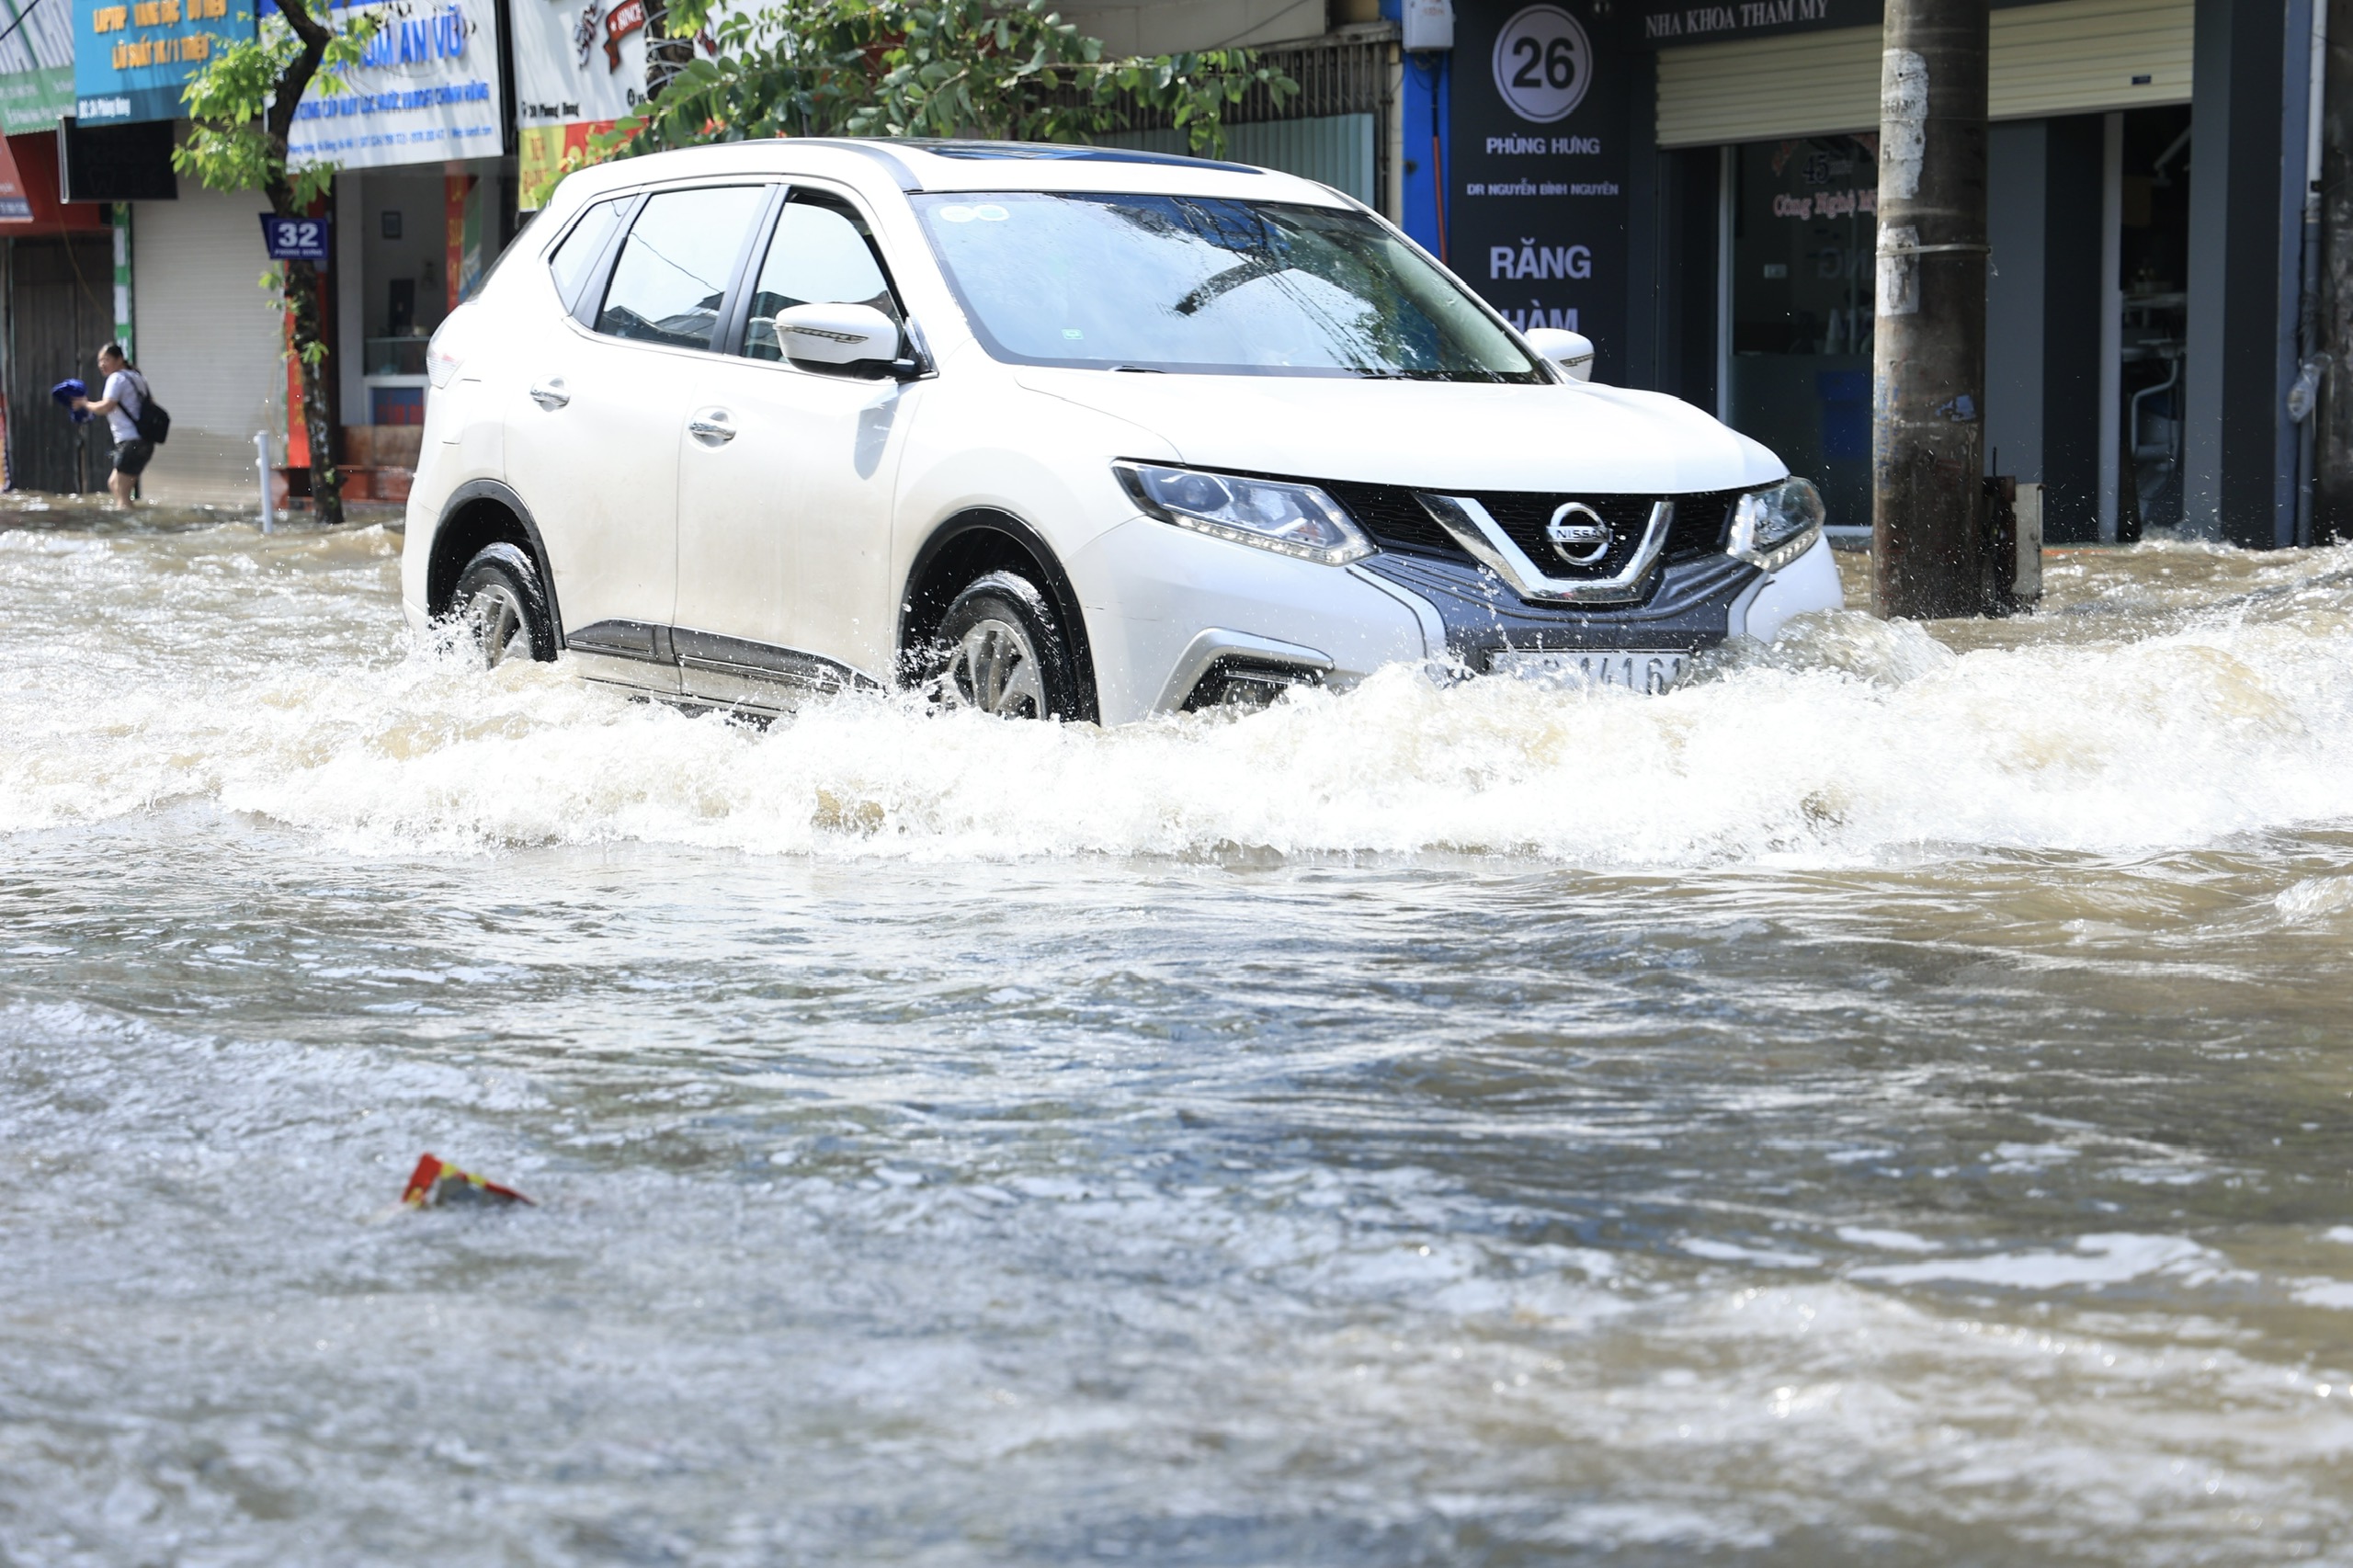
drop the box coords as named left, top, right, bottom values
left=0, top=133, right=118, bottom=494
left=1643, top=0, right=2195, bottom=542
left=1418, top=0, right=2307, bottom=549
left=291, top=0, right=510, bottom=499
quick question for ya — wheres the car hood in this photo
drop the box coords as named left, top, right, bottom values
left=1012, top=368, right=1787, bottom=495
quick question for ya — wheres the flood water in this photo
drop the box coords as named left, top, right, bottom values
left=5, top=499, right=2353, bottom=1564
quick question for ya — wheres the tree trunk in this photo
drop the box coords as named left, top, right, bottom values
left=283, top=253, right=340, bottom=528
left=1870, top=0, right=1994, bottom=618
left=2317, top=0, right=2353, bottom=542
left=259, top=0, right=339, bottom=526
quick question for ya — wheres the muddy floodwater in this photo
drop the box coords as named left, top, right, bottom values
left=5, top=501, right=2353, bottom=1565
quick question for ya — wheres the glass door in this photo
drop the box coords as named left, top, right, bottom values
left=1724, top=134, right=1880, bottom=536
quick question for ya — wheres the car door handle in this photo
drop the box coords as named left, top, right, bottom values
left=529, top=378, right=569, bottom=411
left=688, top=409, right=736, bottom=446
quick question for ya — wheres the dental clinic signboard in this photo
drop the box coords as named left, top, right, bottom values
left=74, top=0, right=253, bottom=125
left=1630, top=0, right=1876, bottom=43
left=1448, top=0, right=1629, bottom=374
left=281, top=0, right=502, bottom=169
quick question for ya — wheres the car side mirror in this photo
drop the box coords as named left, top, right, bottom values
left=766, top=301, right=903, bottom=370
left=1523, top=326, right=1596, bottom=382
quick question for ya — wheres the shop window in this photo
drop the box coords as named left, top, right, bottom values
left=1727, top=134, right=1878, bottom=532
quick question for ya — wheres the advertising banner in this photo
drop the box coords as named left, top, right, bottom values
left=283, top=0, right=502, bottom=170
left=1448, top=0, right=1629, bottom=372
left=74, top=0, right=254, bottom=125
left=512, top=0, right=653, bottom=207
left=0, top=131, right=30, bottom=217
left=0, top=0, right=76, bottom=133
left=511, top=0, right=728, bottom=206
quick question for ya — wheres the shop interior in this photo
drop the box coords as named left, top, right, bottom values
left=348, top=170, right=452, bottom=427
left=2115, top=105, right=2193, bottom=540
left=1725, top=133, right=1879, bottom=536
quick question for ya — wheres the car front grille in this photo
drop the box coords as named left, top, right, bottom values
left=1318, top=480, right=1461, bottom=556
left=1324, top=482, right=1748, bottom=574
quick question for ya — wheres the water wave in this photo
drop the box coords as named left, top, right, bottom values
left=3, top=523, right=2350, bottom=863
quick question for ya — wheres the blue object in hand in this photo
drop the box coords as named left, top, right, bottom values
left=51, top=379, right=90, bottom=423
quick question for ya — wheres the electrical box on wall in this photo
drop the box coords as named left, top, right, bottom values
left=1403, top=0, right=1453, bottom=51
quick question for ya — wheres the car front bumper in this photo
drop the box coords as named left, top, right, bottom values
left=1074, top=517, right=1844, bottom=722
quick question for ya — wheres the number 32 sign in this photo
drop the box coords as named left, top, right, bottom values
left=259, top=216, right=330, bottom=263
left=1492, top=5, right=1593, bottom=124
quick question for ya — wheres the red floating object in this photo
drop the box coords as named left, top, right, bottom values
left=401, top=1152, right=534, bottom=1209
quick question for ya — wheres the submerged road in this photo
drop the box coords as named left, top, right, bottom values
left=4, top=502, right=2352, bottom=1563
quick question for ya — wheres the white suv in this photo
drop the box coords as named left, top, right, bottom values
left=404, top=139, right=1840, bottom=722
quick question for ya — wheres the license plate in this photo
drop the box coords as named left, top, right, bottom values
left=1488, top=647, right=1690, bottom=694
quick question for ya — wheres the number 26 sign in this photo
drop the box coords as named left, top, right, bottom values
left=259, top=215, right=330, bottom=262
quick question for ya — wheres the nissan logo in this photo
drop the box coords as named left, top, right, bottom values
left=1544, top=502, right=1613, bottom=565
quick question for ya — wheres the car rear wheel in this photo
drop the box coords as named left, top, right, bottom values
left=932, top=572, right=1082, bottom=721
left=452, top=542, right=557, bottom=667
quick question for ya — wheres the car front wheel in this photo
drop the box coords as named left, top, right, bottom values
left=932, top=571, right=1082, bottom=721
left=451, top=542, right=557, bottom=667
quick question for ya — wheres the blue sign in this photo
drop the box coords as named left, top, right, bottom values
left=74, top=0, right=256, bottom=125
left=259, top=213, right=329, bottom=261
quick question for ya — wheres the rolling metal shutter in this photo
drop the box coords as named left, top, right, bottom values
left=1655, top=0, right=2193, bottom=149
left=1106, top=115, right=1380, bottom=204
left=131, top=185, right=284, bottom=506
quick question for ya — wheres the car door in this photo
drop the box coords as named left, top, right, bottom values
left=502, top=183, right=774, bottom=696
left=671, top=187, right=926, bottom=710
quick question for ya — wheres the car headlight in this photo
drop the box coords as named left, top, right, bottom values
left=1726, top=476, right=1824, bottom=573
left=1115, top=462, right=1373, bottom=566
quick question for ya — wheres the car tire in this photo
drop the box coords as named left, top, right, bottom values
left=451, top=542, right=558, bottom=667
left=932, top=571, right=1084, bottom=721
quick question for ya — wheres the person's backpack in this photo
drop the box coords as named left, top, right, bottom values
left=128, top=371, right=169, bottom=445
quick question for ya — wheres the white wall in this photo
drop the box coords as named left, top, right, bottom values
left=131, top=184, right=283, bottom=506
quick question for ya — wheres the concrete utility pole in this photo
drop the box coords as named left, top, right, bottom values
left=2316, top=0, right=2353, bottom=542
left=1870, top=0, right=1994, bottom=618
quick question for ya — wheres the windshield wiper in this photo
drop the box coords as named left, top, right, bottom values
left=1173, top=254, right=1283, bottom=316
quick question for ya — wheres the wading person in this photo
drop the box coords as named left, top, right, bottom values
left=72, top=344, right=156, bottom=508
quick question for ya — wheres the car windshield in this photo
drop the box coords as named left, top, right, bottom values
left=913, top=192, right=1541, bottom=381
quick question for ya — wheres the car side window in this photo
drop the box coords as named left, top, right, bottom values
left=595, top=185, right=769, bottom=351
left=740, top=196, right=903, bottom=362
left=548, top=196, right=627, bottom=312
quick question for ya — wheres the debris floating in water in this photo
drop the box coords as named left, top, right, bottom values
left=401, top=1153, right=533, bottom=1209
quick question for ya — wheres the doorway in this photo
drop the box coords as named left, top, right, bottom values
left=1723, top=133, right=1879, bottom=535
left=6, top=235, right=120, bottom=494
left=2114, top=105, right=2193, bottom=538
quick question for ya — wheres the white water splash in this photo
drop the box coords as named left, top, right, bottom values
left=4, top=523, right=2351, bottom=863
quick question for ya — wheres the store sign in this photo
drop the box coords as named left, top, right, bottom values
left=1449, top=0, right=1627, bottom=369
left=259, top=211, right=328, bottom=258
left=1629, top=0, right=1877, bottom=47
left=282, top=0, right=502, bottom=170
left=0, top=0, right=78, bottom=133
left=73, top=0, right=255, bottom=125
left=1491, top=4, right=1590, bottom=123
